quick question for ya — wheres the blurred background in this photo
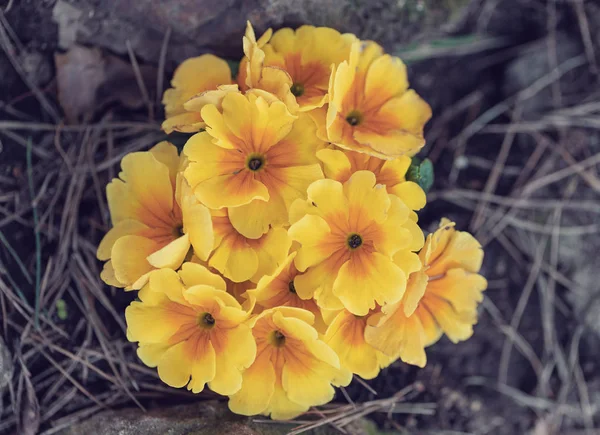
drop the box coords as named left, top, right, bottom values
left=0, top=0, right=599, bottom=434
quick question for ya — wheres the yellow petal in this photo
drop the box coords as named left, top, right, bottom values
left=125, top=300, right=191, bottom=344
left=393, top=250, right=423, bottom=278
left=209, top=325, right=257, bottom=395
left=288, top=214, right=334, bottom=271
left=148, top=268, right=187, bottom=305
left=169, top=338, right=215, bottom=393
left=227, top=199, right=273, bottom=240
left=228, top=348, right=275, bottom=416
left=333, top=253, right=406, bottom=316
left=316, top=148, right=352, bottom=182
left=324, top=311, right=380, bottom=379
left=305, top=178, right=349, bottom=222
left=364, top=55, right=408, bottom=110
left=180, top=187, right=214, bottom=261
left=137, top=343, right=169, bottom=367
left=344, top=171, right=390, bottom=227
left=389, top=181, right=426, bottom=211
left=377, top=90, right=432, bottom=135
left=163, top=54, right=232, bottom=117
left=178, top=262, right=227, bottom=291
left=100, top=260, right=124, bottom=287
left=149, top=141, right=180, bottom=185
left=116, top=151, right=174, bottom=224
left=209, top=233, right=259, bottom=283
left=111, top=235, right=160, bottom=288
left=96, top=219, right=149, bottom=261
left=400, top=270, right=428, bottom=317
left=146, top=234, right=190, bottom=269
left=162, top=112, right=204, bottom=134
left=250, top=227, right=292, bottom=283
left=281, top=355, right=335, bottom=407
left=193, top=172, right=270, bottom=209
left=372, top=195, right=411, bottom=256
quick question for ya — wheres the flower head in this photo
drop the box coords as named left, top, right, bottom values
left=239, top=22, right=298, bottom=113
left=228, top=307, right=341, bottom=420
left=261, top=25, right=355, bottom=111
left=365, top=219, right=487, bottom=367
left=162, top=55, right=232, bottom=133
left=317, top=148, right=426, bottom=210
left=326, top=41, right=432, bottom=159
left=252, top=252, right=326, bottom=333
left=126, top=263, right=256, bottom=395
left=288, top=171, right=424, bottom=315
left=209, top=209, right=291, bottom=283
left=97, top=142, right=213, bottom=290
left=184, top=92, right=324, bottom=239
left=324, top=309, right=394, bottom=379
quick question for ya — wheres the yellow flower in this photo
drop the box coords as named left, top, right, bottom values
left=317, top=148, right=426, bottom=210
left=252, top=252, right=326, bottom=333
left=97, top=142, right=213, bottom=290
left=261, top=25, right=355, bottom=111
left=209, top=208, right=291, bottom=283
left=184, top=92, right=324, bottom=239
left=228, top=307, right=341, bottom=420
left=162, top=55, right=232, bottom=133
left=238, top=22, right=298, bottom=113
left=365, top=220, right=487, bottom=367
left=326, top=41, right=432, bottom=159
left=324, top=309, right=394, bottom=379
left=288, top=170, right=423, bottom=315
left=126, top=263, right=256, bottom=395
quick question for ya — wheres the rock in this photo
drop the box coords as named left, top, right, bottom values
left=56, top=400, right=369, bottom=435
left=52, top=0, right=469, bottom=65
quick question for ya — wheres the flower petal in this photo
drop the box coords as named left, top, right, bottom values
left=146, top=234, right=190, bottom=269
left=228, top=347, right=276, bottom=416
left=178, top=262, right=227, bottom=291
left=111, top=235, right=160, bottom=288
left=333, top=252, right=406, bottom=316
left=96, top=219, right=149, bottom=261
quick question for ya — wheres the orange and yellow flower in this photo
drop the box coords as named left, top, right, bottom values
left=260, top=25, right=355, bottom=111
left=326, top=41, right=432, bottom=159
left=324, top=309, right=394, bottom=379
left=238, top=22, right=298, bottom=113
left=184, top=91, right=324, bottom=239
left=252, top=252, right=326, bottom=333
left=288, top=170, right=423, bottom=315
left=162, top=55, right=232, bottom=133
left=365, top=219, right=487, bottom=367
left=126, top=263, right=256, bottom=395
left=209, top=209, right=291, bottom=283
left=228, top=307, right=342, bottom=420
left=97, top=142, right=213, bottom=290
left=317, top=148, right=426, bottom=210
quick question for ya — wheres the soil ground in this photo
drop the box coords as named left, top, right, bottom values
left=1, top=0, right=600, bottom=434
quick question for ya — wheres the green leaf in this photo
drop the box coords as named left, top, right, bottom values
left=226, top=59, right=240, bottom=81
left=56, top=299, right=68, bottom=320
left=406, top=157, right=434, bottom=192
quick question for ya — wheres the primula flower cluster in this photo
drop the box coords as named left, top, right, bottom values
left=98, top=22, right=487, bottom=420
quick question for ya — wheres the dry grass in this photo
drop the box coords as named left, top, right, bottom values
left=1, top=0, right=600, bottom=434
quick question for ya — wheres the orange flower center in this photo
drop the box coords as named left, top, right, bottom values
left=347, top=233, right=363, bottom=249
left=198, top=312, right=216, bottom=329
left=290, top=82, right=305, bottom=97
left=246, top=154, right=265, bottom=172
left=172, top=224, right=184, bottom=238
left=345, top=110, right=363, bottom=126
left=271, top=330, right=286, bottom=347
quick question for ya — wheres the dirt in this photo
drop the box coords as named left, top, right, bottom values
left=1, top=0, right=600, bottom=434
